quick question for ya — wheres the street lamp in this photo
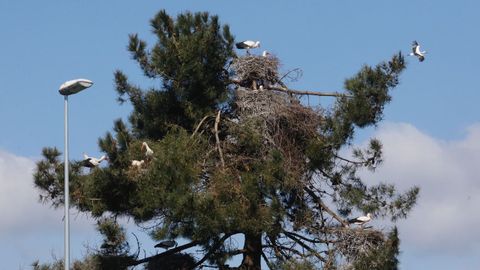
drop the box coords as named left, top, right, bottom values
left=59, top=78, right=93, bottom=270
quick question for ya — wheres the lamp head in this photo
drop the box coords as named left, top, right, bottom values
left=59, top=78, right=93, bottom=96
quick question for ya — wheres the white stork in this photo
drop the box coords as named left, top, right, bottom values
left=348, top=213, right=373, bottom=226
left=141, top=142, right=154, bottom=157
left=154, top=240, right=178, bottom=250
left=236, top=40, right=260, bottom=54
left=131, top=160, right=145, bottom=168
left=410, top=40, right=426, bottom=62
left=262, top=50, right=270, bottom=57
left=82, top=153, right=107, bottom=168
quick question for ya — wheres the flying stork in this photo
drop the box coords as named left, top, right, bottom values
left=142, top=142, right=154, bottom=157
left=235, top=40, right=260, bottom=54
left=154, top=240, right=178, bottom=250
left=82, top=153, right=107, bottom=168
left=348, top=213, right=373, bottom=227
left=410, top=40, right=426, bottom=62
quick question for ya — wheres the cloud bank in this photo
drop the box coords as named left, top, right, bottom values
left=356, top=122, right=480, bottom=254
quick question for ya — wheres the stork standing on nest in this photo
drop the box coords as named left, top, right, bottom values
left=410, top=40, right=427, bottom=62
left=236, top=40, right=260, bottom=55
left=82, top=153, right=107, bottom=168
left=347, top=213, right=373, bottom=227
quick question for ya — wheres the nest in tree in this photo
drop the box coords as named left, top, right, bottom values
left=231, top=54, right=280, bottom=89
left=333, top=228, right=385, bottom=262
left=232, top=88, right=323, bottom=178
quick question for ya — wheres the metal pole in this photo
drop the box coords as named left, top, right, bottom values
left=64, top=95, right=70, bottom=270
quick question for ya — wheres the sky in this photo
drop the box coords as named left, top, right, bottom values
left=0, top=0, right=479, bottom=269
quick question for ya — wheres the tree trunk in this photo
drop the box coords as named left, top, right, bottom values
left=240, top=233, right=262, bottom=270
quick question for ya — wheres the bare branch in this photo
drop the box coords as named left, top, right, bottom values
left=283, top=231, right=332, bottom=244
left=283, top=233, right=327, bottom=263
left=266, top=85, right=351, bottom=98
left=278, top=68, right=303, bottom=83
left=214, top=110, right=225, bottom=169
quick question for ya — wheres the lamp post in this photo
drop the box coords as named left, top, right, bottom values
left=59, top=78, right=93, bottom=270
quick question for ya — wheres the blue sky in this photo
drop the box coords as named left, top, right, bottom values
left=0, top=0, right=479, bottom=269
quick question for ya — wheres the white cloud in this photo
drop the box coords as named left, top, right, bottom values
left=0, top=150, right=102, bottom=268
left=0, top=150, right=94, bottom=235
left=356, top=122, right=480, bottom=254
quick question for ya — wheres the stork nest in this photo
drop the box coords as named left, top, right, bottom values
left=231, top=54, right=280, bottom=89
left=230, top=88, right=324, bottom=178
left=333, top=228, right=385, bottom=262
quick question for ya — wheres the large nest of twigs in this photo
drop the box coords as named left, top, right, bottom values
left=333, top=228, right=385, bottom=262
left=232, top=54, right=280, bottom=89
left=232, top=88, right=323, bottom=175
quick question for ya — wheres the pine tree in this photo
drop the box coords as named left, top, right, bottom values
left=34, top=10, right=418, bottom=269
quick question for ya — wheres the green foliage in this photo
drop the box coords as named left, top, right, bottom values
left=342, top=52, right=405, bottom=128
left=116, top=10, right=235, bottom=139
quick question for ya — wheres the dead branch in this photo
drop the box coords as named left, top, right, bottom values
left=214, top=110, right=225, bottom=169
left=266, top=85, right=351, bottom=98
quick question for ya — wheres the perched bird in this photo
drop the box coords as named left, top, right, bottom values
left=235, top=40, right=260, bottom=54
left=262, top=50, right=270, bottom=57
left=410, top=40, right=426, bottom=62
left=348, top=213, right=373, bottom=226
left=131, top=160, right=145, bottom=167
left=154, top=240, right=178, bottom=250
left=82, top=153, right=107, bottom=168
left=142, top=142, right=154, bottom=157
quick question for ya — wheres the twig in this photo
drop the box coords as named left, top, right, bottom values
left=278, top=68, right=302, bottom=83
left=131, top=232, right=141, bottom=259
left=214, top=110, right=225, bottom=169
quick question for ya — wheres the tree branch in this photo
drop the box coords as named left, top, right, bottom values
left=214, top=110, right=225, bottom=169
left=261, top=250, right=274, bottom=270
left=190, top=233, right=236, bottom=269
left=304, top=187, right=349, bottom=227
left=283, top=232, right=327, bottom=263
left=229, top=79, right=351, bottom=98
left=266, top=85, right=351, bottom=97
left=283, top=231, right=331, bottom=244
